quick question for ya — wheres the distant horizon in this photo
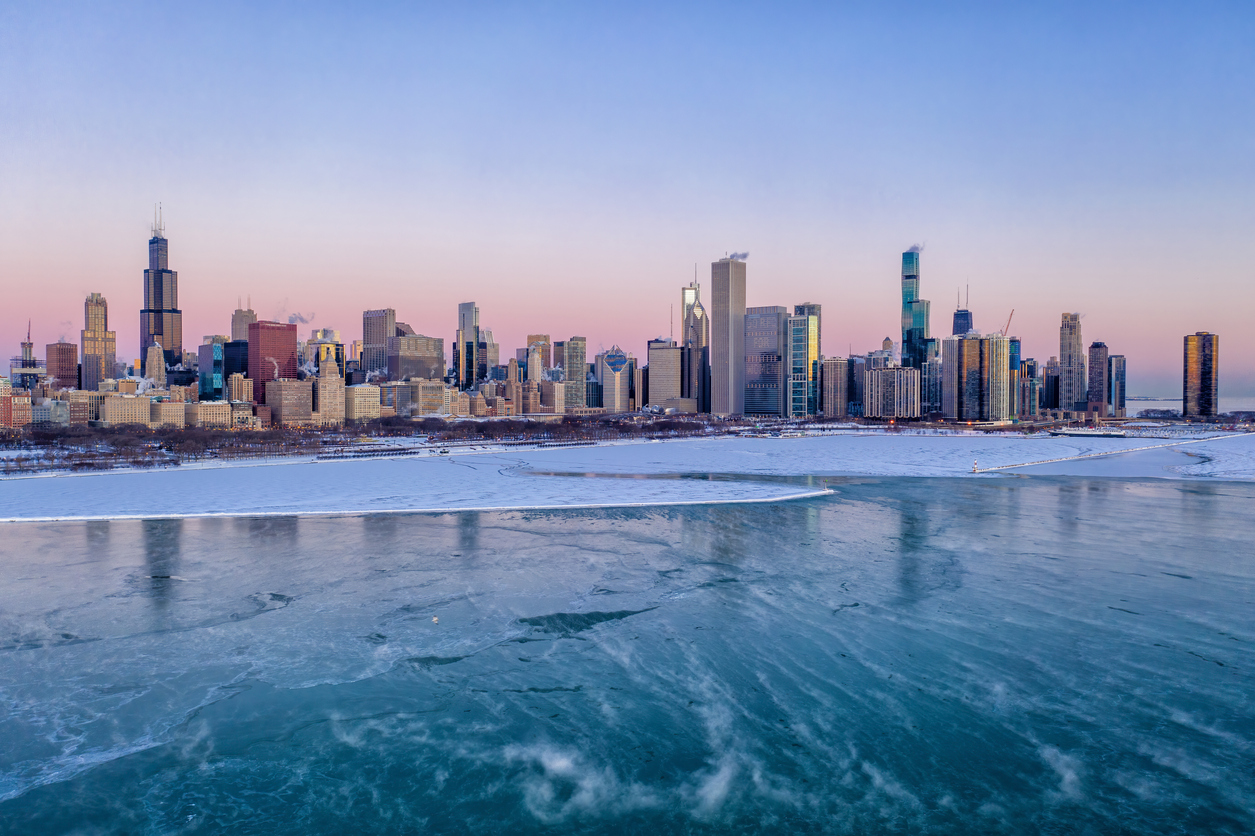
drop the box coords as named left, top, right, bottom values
left=3, top=4, right=1252, bottom=396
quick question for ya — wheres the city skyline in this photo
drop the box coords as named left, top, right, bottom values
left=2, top=4, right=1252, bottom=395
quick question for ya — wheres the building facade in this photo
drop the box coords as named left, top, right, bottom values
left=362, top=308, right=396, bottom=376
left=865, top=366, right=921, bottom=419
left=1059, top=313, right=1086, bottom=412
left=1183, top=332, right=1219, bottom=419
left=81, top=292, right=117, bottom=394
left=682, top=282, right=711, bottom=412
left=744, top=306, right=787, bottom=416
left=1087, top=342, right=1110, bottom=415
left=786, top=312, right=820, bottom=417
left=246, top=321, right=298, bottom=405
left=900, top=249, right=934, bottom=369
left=140, top=211, right=182, bottom=375
left=710, top=257, right=747, bottom=415
left=45, top=342, right=77, bottom=390
left=820, top=357, right=848, bottom=418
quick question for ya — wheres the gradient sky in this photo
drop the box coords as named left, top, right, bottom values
left=2, top=1, right=1252, bottom=395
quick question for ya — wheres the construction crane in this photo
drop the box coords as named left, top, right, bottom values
left=1001, top=309, right=1015, bottom=336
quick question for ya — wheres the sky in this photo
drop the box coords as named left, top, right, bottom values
left=1, top=1, right=1252, bottom=395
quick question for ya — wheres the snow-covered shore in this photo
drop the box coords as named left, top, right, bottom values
left=1, top=432, right=1251, bottom=522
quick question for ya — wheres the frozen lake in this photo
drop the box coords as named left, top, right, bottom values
left=1, top=477, right=1252, bottom=833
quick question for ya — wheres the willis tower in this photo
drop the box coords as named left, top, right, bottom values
left=140, top=206, right=182, bottom=376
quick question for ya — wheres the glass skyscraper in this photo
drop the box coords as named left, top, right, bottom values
left=787, top=313, right=819, bottom=418
left=140, top=209, right=182, bottom=376
left=744, top=306, right=787, bottom=416
left=900, top=249, right=934, bottom=369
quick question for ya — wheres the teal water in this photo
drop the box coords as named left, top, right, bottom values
left=0, top=478, right=1252, bottom=833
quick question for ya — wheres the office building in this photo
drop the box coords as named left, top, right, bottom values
left=1087, top=342, right=1110, bottom=415
left=525, top=335, right=551, bottom=370
left=247, top=321, right=298, bottom=404
left=900, top=249, right=935, bottom=368
left=820, top=357, right=848, bottom=418
left=361, top=308, right=396, bottom=376
left=386, top=334, right=443, bottom=381
left=794, top=303, right=822, bottom=357
left=453, top=302, right=479, bottom=389
left=144, top=345, right=167, bottom=388
left=744, top=306, right=788, bottom=416
left=198, top=340, right=225, bottom=401
left=647, top=338, right=683, bottom=406
left=231, top=301, right=257, bottom=342
left=140, top=208, right=182, bottom=375
left=710, top=257, right=747, bottom=414
left=1059, top=313, right=1086, bottom=412
left=267, top=379, right=313, bottom=426
left=45, top=341, right=77, bottom=390
left=81, top=293, right=117, bottom=394
left=865, top=366, right=921, bottom=419
left=1108, top=355, right=1126, bottom=418
left=787, top=311, right=820, bottom=417
left=1183, top=332, right=1219, bottom=419
left=681, top=281, right=711, bottom=412
left=224, top=340, right=248, bottom=381
left=345, top=384, right=382, bottom=422
left=478, top=330, right=499, bottom=380
left=562, top=336, right=587, bottom=410
left=597, top=346, right=633, bottom=413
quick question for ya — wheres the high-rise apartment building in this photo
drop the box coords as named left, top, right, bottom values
left=231, top=301, right=257, bottom=342
left=247, top=321, right=298, bottom=404
left=710, top=257, right=747, bottom=415
left=979, top=334, right=1011, bottom=421
left=744, top=306, right=788, bottom=416
left=45, top=342, right=78, bottom=390
left=362, top=308, right=396, bottom=376
left=787, top=312, right=820, bottom=417
left=681, top=282, right=711, bottom=415
left=453, top=302, right=479, bottom=389
left=900, top=250, right=934, bottom=369
left=81, top=292, right=117, bottom=393
left=1183, top=332, right=1219, bottom=419
left=1108, top=355, right=1126, bottom=418
left=562, top=337, right=587, bottom=410
left=140, top=209, right=182, bottom=375
left=820, top=357, right=848, bottom=418
left=1087, top=342, right=1110, bottom=415
left=865, top=367, right=921, bottom=419
left=1059, top=313, right=1086, bottom=412
left=942, top=334, right=983, bottom=421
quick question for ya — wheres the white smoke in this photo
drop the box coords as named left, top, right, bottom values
left=729, top=251, right=749, bottom=260
left=287, top=312, right=315, bottom=325
left=265, top=356, right=281, bottom=378
left=907, top=244, right=924, bottom=254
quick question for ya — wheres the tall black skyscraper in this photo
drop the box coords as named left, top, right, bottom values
left=140, top=206, right=182, bottom=376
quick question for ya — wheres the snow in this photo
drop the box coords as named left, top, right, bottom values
left=1, top=432, right=1252, bottom=522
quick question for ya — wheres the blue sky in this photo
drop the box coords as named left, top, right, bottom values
left=2, top=2, right=1252, bottom=393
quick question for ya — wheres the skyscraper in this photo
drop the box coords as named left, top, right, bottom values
left=140, top=207, right=182, bottom=375
left=562, top=337, right=587, bottom=410
left=454, top=302, right=479, bottom=389
left=231, top=300, right=257, bottom=342
left=525, top=335, right=552, bottom=370
left=900, top=249, right=934, bottom=368
left=942, top=334, right=982, bottom=421
left=1108, top=355, right=1127, bottom=418
left=952, top=288, right=974, bottom=335
left=362, top=308, right=396, bottom=376
left=45, top=341, right=78, bottom=389
left=646, top=338, right=683, bottom=406
left=744, top=306, right=788, bottom=416
left=1183, top=332, right=1219, bottom=419
left=1087, top=342, right=1110, bottom=415
left=710, top=256, right=747, bottom=415
left=247, top=321, right=298, bottom=404
left=787, top=311, right=820, bottom=417
left=820, top=357, right=848, bottom=418
left=794, top=303, right=821, bottom=357
left=596, top=346, right=632, bottom=413
left=1059, top=313, right=1086, bottom=412
left=681, top=281, right=710, bottom=412
left=81, top=292, right=116, bottom=393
